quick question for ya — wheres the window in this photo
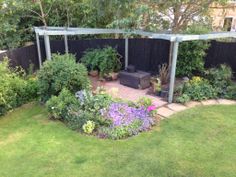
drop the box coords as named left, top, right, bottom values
left=223, top=17, right=233, bottom=31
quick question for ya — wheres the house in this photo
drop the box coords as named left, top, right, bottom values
left=211, top=1, right=236, bottom=31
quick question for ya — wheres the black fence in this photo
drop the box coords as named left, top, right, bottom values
left=205, top=40, right=236, bottom=76
left=0, top=45, right=39, bottom=71
left=0, top=39, right=236, bottom=76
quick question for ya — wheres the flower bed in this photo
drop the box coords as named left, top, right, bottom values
left=46, top=88, right=157, bottom=140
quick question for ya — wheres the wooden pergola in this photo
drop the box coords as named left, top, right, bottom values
left=34, top=26, right=236, bottom=103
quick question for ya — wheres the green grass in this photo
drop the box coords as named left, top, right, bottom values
left=0, top=103, right=235, bottom=177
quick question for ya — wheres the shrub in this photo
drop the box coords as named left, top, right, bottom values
left=64, top=90, right=113, bottom=131
left=205, top=64, right=233, bottom=97
left=46, top=88, right=78, bottom=120
left=0, top=58, right=38, bottom=115
left=177, top=25, right=210, bottom=77
left=176, top=76, right=217, bottom=102
left=37, top=54, right=90, bottom=102
left=176, top=94, right=191, bottom=104
left=82, top=121, right=96, bottom=134
left=81, top=46, right=122, bottom=76
left=225, top=84, right=236, bottom=100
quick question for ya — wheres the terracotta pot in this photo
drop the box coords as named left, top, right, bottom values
left=89, top=70, right=98, bottom=77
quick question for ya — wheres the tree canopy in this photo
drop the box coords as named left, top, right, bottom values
left=0, top=0, right=228, bottom=49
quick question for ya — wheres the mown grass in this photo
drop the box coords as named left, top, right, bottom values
left=0, top=103, right=235, bottom=177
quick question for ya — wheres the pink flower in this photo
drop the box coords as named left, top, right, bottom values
left=147, top=105, right=156, bottom=112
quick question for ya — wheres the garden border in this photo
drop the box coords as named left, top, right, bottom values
left=157, top=99, right=236, bottom=118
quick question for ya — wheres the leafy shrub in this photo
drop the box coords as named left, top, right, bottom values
left=99, top=103, right=155, bottom=139
left=81, top=46, right=122, bottom=76
left=205, top=64, right=233, bottom=97
left=65, top=109, right=95, bottom=131
left=176, top=77, right=217, bottom=102
left=64, top=90, right=113, bottom=131
left=83, top=121, right=96, bottom=134
left=177, top=25, right=210, bottom=77
left=38, top=54, right=90, bottom=102
left=75, top=90, right=113, bottom=124
left=137, top=97, right=153, bottom=108
left=46, top=88, right=78, bottom=120
left=0, top=59, right=38, bottom=115
left=225, top=84, right=236, bottom=100
left=176, top=94, right=191, bottom=104
left=98, top=120, right=141, bottom=140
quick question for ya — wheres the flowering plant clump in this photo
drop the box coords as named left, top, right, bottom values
left=99, top=103, right=155, bottom=139
left=83, top=120, right=95, bottom=134
left=147, top=105, right=158, bottom=117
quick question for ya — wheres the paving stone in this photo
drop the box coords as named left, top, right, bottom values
left=201, top=99, right=219, bottom=106
left=167, top=103, right=187, bottom=112
left=217, top=99, right=236, bottom=105
left=157, top=107, right=175, bottom=118
left=185, top=101, right=202, bottom=108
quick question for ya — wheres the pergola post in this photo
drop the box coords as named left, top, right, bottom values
left=64, top=35, right=69, bottom=54
left=168, top=40, right=179, bottom=103
left=125, top=38, right=129, bottom=68
left=35, top=32, right=42, bottom=68
left=44, top=34, right=51, bottom=60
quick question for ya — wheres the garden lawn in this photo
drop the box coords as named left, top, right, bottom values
left=0, top=103, right=235, bottom=177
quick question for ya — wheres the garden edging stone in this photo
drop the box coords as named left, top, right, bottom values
left=157, top=99, right=236, bottom=119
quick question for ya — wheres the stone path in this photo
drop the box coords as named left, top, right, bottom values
left=157, top=99, right=236, bottom=119
left=90, top=76, right=168, bottom=107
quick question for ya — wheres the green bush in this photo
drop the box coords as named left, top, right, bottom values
left=177, top=25, right=210, bottom=77
left=176, top=94, right=191, bottom=104
left=205, top=64, right=233, bottom=97
left=225, top=84, right=236, bottom=100
left=176, top=76, right=217, bottom=102
left=46, top=89, right=113, bottom=131
left=46, top=88, right=78, bottom=120
left=37, top=54, right=90, bottom=102
left=0, top=59, right=38, bottom=116
left=81, top=46, right=121, bottom=76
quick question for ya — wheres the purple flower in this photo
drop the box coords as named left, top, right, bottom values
left=101, top=103, right=154, bottom=131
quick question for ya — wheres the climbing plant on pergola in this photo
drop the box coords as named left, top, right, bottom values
left=34, top=26, right=236, bottom=103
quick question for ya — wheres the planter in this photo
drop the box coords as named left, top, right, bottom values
left=103, top=74, right=113, bottom=81
left=160, top=90, right=168, bottom=98
left=89, top=70, right=99, bottom=77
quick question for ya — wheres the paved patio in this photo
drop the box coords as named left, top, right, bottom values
left=90, top=76, right=168, bottom=107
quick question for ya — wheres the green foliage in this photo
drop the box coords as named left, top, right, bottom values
left=82, top=120, right=96, bottom=134
left=81, top=46, right=121, bottom=76
left=176, top=77, right=217, bottom=102
left=175, top=94, right=191, bottom=104
left=225, top=84, right=236, bottom=100
left=0, top=58, right=38, bottom=115
left=46, top=88, right=78, bottom=120
left=98, top=120, right=141, bottom=140
left=205, top=64, right=233, bottom=97
left=137, top=97, right=153, bottom=108
left=61, top=90, right=113, bottom=131
left=177, top=25, right=210, bottom=77
left=37, top=54, right=90, bottom=102
left=0, top=0, right=134, bottom=49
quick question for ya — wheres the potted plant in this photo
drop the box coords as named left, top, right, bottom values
left=151, top=77, right=162, bottom=96
left=81, top=46, right=122, bottom=81
left=89, top=70, right=99, bottom=77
